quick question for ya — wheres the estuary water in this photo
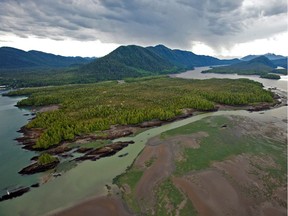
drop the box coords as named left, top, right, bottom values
left=0, top=93, right=39, bottom=196
left=173, top=66, right=288, bottom=92
left=0, top=68, right=286, bottom=216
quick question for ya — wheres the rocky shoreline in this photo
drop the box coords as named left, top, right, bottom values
left=19, top=160, right=60, bottom=175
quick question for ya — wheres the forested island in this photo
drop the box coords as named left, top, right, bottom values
left=7, top=77, right=275, bottom=151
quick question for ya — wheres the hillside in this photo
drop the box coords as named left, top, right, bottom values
left=147, top=44, right=240, bottom=69
left=203, top=56, right=278, bottom=76
left=79, top=45, right=180, bottom=81
left=271, top=58, right=287, bottom=69
left=0, top=47, right=94, bottom=69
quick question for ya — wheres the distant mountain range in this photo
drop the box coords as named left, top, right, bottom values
left=241, top=53, right=287, bottom=69
left=0, top=44, right=287, bottom=87
left=203, top=55, right=287, bottom=79
left=0, top=47, right=95, bottom=69
left=241, top=53, right=286, bottom=61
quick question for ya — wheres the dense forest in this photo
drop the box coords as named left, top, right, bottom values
left=7, top=77, right=274, bottom=149
left=260, top=74, right=281, bottom=79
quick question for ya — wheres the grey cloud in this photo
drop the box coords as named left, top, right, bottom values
left=0, top=0, right=286, bottom=52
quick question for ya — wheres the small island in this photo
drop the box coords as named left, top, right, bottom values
left=19, top=153, right=59, bottom=175
left=260, top=73, right=281, bottom=80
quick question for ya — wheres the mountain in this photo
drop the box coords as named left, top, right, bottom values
left=204, top=56, right=277, bottom=76
left=79, top=45, right=180, bottom=81
left=241, top=53, right=286, bottom=61
left=80, top=44, right=242, bottom=82
left=271, top=58, right=287, bottom=69
left=0, top=44, right=243, bottom=87
left=147, top=44, right=240, bottom=69
left=0, top=47, right=94, bottom=69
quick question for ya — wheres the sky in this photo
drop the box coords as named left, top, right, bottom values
left=0, top=0, right=287, bottom=58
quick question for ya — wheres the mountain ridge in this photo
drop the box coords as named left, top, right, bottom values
left=241, top=53, right=286, bottom=61
left=147, top=44, right=240, bottom=69
left=203, top=55, right=283, bottom=77
left=0, top=47, right=94, bottom=69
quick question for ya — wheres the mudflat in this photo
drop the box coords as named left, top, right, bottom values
left=54, top=196, right=132, bottom=216
left=116, top=115, right=287, bottom=215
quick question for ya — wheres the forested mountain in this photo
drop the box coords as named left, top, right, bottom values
left=0, top=47, right=94, bottom=69
left=271, top=58, right=287, bottom=69
left=79, top=45, right=180, bottom=81
left=241, top=53, right=286, bottom=61
left=147, top=44, right=240, bottom=69
left=1, top=44, right=285, bottom=87
left=203, top=56, right=279, bottom=76
left=79, top=44, right=241, bottom=81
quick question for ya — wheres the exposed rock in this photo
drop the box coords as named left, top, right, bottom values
left=31, top=183, right=40, bottom=188
left=76, top=147, right=93, bottom=153
left=0, top=186, right=30, bottom=202
left=76, top=141, right=134, bottom=161
left=46, top=145, right=72, bottom=155
left=139, top=120, right=163, bottom=128
left=19, top=160, right=59, bottom=175
left=247, top=103, right=271, bottom=112
left=118, top=153, right=129, bottom=158
left=30, top=156, right=39, bottom=161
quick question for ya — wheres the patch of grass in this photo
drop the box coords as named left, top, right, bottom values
left=180, top=200, right=198, bottom=216
left=155, top=178, right=187, bottom=216
left=114, top=168, right=143, bottom=213
left=68, top=140, right=111, bottom=149
left=37, top=153, right=58, bottom=165
left=162, top=116, right=287, bottom=177
left=145, top=157, right=156, bottom=167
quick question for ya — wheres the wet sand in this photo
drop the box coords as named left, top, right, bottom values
left=53, top=196, right=133, bottom=216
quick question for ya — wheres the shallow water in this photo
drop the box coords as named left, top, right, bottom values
left=0, top=93, right=39, bottom=196
left=0, top=68, right=287, bottom=216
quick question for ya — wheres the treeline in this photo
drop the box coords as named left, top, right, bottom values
left=260, top=74, right=281, bottom=80
left=9, top=77, right=274, bottom=149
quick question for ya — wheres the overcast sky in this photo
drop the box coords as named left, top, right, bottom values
left=0, top=0, right=287, bottom=58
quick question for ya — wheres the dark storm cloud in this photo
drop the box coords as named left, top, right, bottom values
left=0, top=0, right=286, bottom=50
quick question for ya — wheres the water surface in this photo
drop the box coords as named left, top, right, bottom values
left=0, top=93, right=39, bottom=196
